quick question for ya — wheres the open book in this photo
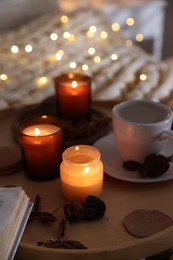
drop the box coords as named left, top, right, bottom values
left=0, top=187, right=33, bottom=260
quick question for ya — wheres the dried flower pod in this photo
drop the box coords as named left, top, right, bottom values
left=64, top=202, right=84, bottom=222
left=122, top=153, right=172, bottom=178
left=83, top=195, right=106, bottom=221
left=139, top=154, right=170, bottom=178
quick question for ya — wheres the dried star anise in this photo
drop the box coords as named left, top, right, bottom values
left=122, top=154, right=173, bottom=178
left=30, top=194, right=57, bottom=222
left=37, top=217, right=87, bottom=249
left=83, top=195, right=106, bottom=221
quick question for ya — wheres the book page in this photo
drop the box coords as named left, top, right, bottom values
left=0, top=187, right=23, bottom=241
left=0, top=187, right=30, bottom=259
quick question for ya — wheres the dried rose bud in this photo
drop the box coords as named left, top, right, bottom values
left=64, top=202, right=84, bottom=222
left=83, top=195, right=106, bottom=221
left=139, top=154, right=170, bottom=178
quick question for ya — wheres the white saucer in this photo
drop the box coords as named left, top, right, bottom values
left=94, top=133, right=173, bottom=183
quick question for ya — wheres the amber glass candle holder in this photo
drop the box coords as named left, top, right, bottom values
left=60, top=145, right=103, bottom=203
left=18, top=115, right=63, bottom=181
left=54, top=72, right=91, bottom=120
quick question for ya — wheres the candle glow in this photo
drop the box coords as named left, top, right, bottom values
left=54, top=73, right=91, bottom=119
left=60, top=145, right=103, bottom=203
left=19, top=116, right=63, bottom=181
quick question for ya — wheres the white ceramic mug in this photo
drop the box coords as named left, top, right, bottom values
left=112, top=100, right=173, bottom=163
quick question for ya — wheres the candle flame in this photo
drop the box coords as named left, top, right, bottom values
left=72, top=80, right=77, bottom=88
left=34, top=128, right=40, bottom=136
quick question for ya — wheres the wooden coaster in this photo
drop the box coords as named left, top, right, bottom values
left=123, top=209, right=173, bottom=238
left=0, top=146, right=23, bottom=176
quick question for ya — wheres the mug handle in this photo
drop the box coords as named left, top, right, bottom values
left=161, top=130, right=173, bottom=140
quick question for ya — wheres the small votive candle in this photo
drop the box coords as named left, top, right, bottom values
left=54, top=72, right=91, bottom=120
left=60, top=145, right=103, bottom=203
left=18, top=115, right=63, bottom=181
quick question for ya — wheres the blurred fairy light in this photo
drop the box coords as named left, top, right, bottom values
left=0, top=74, right=8, bottom=81
left=140, top=73, right=147, bottom=81
left=3, top=13, right=138, bottom=96
left=112, top=23, right=120, bottom=32
left=61, top=15, right=69, bottom=24
left=88, top=47, right=95, bottom=55
left=36, top=76, right=49, bottom=87
left=94, top=56, right=101, bottom=63
left=11, top=45, right=19, bottom=53
left=100, top=31, right=108, bottom=39
left=111, top=53, right=118, bottom=61
left=48, top=55, right=56, bottom=63
left=25, top=44, right=33, bottom=53
left=125, top=39, right=133, bottom=47
left=50, top=33, right=58, bottom=41
left=68, top=34, right=75, bottom=42
left=69, top=61, right=77, bottom=68
left=55, top=53, right=62, bottom=60
left=55, top=49, right=64, bottom=60
left=58, top=49, right=64, bottom=55
left=126, top=17, right=135, bottom=26
left=82, top=64, right=89, bottom=71
left=87, top=24, right=97, bottom=39
left=89, top=26, right=97, bottom=33
left=86, top=31, right=94, bottom=38
left=136, top=33, right=144, bottom=42
left=63, top=31, right=70, bottom=39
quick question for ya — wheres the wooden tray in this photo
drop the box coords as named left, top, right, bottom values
left=1, top=101, right=173, bottom=260
left=12, top=97, right=111, bottom=148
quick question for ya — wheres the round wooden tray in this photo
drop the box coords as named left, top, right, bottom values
left=1, top=101, right=173, bottom=260
left=2, top=170, right=173, bottom=260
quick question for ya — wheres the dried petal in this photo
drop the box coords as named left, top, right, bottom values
left=63, top=240, right=87, bottom=249
left=57, top=217, right=68, bottom=240
left=37, top=239, right=62, bottom=248
left=122, top=160, right=142, bottom=171
left=32, top=194, right=41, bottom=213
left=31, top=212, right=57, bottom=222
left=37, top=239, right=87, bottom=249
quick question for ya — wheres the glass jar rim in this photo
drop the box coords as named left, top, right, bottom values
left=62, top=145, right=101, bottom=166
left=18, top=115, right=63, bottom=137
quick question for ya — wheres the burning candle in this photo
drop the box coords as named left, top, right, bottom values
left=60, top=145, right=103, bottom=203
left=18, top=115, right=63, bottom=181
left=54, top=72, right=91, bottom=120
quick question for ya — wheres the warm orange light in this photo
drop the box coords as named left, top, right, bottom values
left=34, top=128, right=40, bottom=136
left=72, top=81, right=77, bottom=88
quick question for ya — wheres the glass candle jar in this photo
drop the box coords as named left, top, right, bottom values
left=18, top=115, right=63, bottom=181
left=60, top=145, right=103, bottom=203
left=54, top=72, right=91, bottom=120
